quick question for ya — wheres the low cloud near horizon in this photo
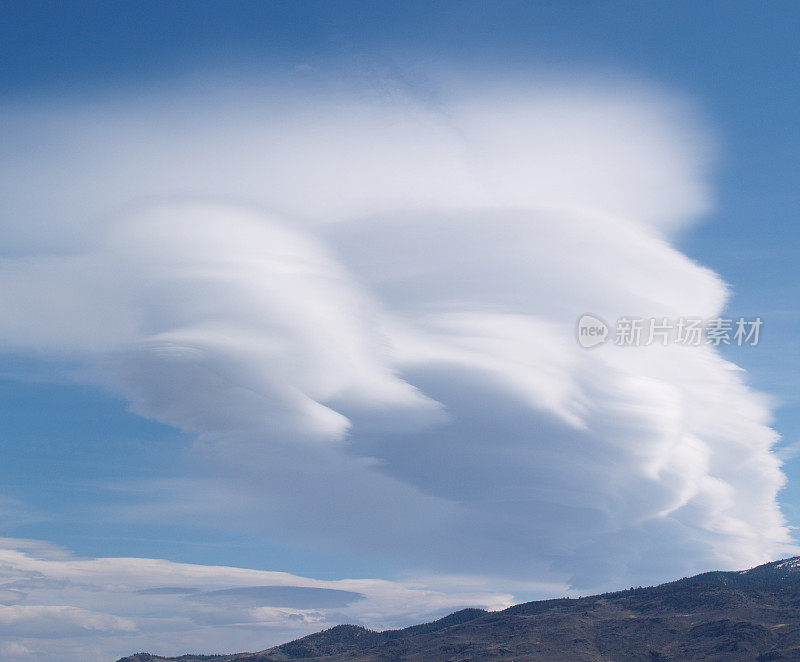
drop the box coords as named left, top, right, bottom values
left=0, top=70, right=794, bottom=660
left=0, top=537, right=515, bottom=661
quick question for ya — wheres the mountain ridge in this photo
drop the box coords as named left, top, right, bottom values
left=118, top=556, right=800, bottom=661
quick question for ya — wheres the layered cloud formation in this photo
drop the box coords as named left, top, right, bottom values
left=0, top=72, right=795, bottom=659
left=0, top=537, right=513, bottom=661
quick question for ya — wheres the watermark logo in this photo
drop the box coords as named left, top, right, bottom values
left=576, top=314, right=610, bottom=348
left=576, top=315, right=762, bottom=348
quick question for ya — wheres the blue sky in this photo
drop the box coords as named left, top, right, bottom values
left=0, top=2, right=798, bottom=660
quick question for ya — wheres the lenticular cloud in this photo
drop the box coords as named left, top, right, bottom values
left=0, top=73, right=793, bottom=591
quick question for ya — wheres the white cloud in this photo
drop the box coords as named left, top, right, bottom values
left=0, top=538, right=513, bottom=662
left=0, top=69, right=794, bottom=656
left=0, top=605, right=136, bottom=637
left=0, top=73, right=709, bottom=253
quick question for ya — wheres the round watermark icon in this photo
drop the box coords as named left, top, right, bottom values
left=576, top=314, right=609, bottom=348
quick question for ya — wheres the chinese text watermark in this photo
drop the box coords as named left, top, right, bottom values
left=577, top=314, right=762, bottom=349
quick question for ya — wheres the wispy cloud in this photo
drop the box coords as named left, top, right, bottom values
left=0, top=538, right=514, bottom=661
